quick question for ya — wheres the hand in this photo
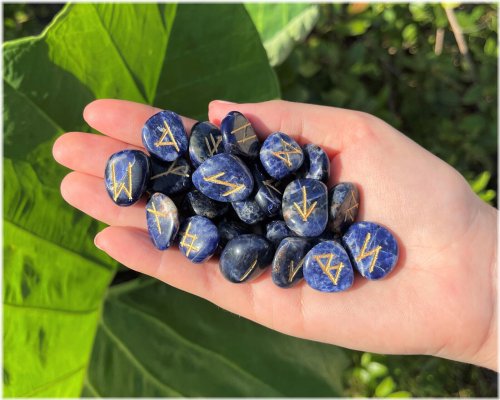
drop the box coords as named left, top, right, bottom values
left=52, top=99, right=497, bottom=370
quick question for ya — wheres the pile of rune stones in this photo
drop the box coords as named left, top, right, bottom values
left=104, top=109, right=399, bottom=292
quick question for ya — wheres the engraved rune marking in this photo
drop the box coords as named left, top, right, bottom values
left=344, top=190, right=359, bottom=222
left=288, top=259, right=305, bottom=283
left=155, top=120, right=180, bottom=151
left=293, top=186, right=317, bottom=222
left=204, top=133, right=222, bottom=156
left=271, top=138, right=302, bottom=167
left=239, top=258, right=258, bottom=282
left=111, top=161, right=133, bottom=201
left=356, top=232, right=382, bottom=273
left=146, top=202, right=170, bottom=234
left=263, top=179, right=282, bottom=195
left=231, top=123, right=255, bottom=145
left=151, top=158, right=190, bottom=180
left=203, top=172, right=245, bottom=196
left=180, top=222, right=200, bottom=257
left=313, top=253, right=344, bottom=285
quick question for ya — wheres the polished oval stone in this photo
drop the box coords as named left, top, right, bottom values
left=148, top=156, right=192, bottom=196
left=142, top=110, right=188, bottom=161
left=189, top=121, right=224, bottom=168
left=252, top=163, right=282, bottom=217
left=220, top=111, right=259, bottom=159
left=178, top=216, right=219, bottom=263
left=217, top=219, right=250, bottom=248
left=232, top=198, right=266, bottom=225
left=192, top=153, right=254, bottom=202
left=272, top=237, right=312, bottom=288
left=282, top=178, right=328, bottom=237
left=265, top=220, right=295, bottom=248
left=342, top=221, right=398, bottom=280
left=104, top=149, right=150, bottom=206
left=146, top=193, right=179, bottom=250
left=181, top=189, right=229, bottom=219
left=328, top=182, right=360, bottom=236
left=219, top=234, right=274, bottom=283
left=260, top=132, right=304, bottom=180
left=303, top=240, right=354, bottom=292
left=300, top=143, right=330, bottom=183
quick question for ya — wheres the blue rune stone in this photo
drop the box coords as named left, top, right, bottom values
left=192, top=153, right=254, bottom=202
left=146, top=193, right=179, bottom=250
left=300, top=144, right=330, bottom=183
left=219, top=234, right=274, bottom=283
left=329, top=182, right=360, bottom=236
left=189, top=121, right=224, bottom=168
left=104, top=149, right=150, bottom=206
left=282, top=178, right=328, bottom=237
left=142, top=110, right=188, bottom=162
left=342, top=221, right=398, bottom=280
left=217, top=219, right=250, bottom=248
left=252, top=163, right=282, bottom=217
left=265, top=220, right=295, bottom=248
left=303, top=240, right=354, bottom=292
left=260, top=132, right=304, bottom=180
left=220, top=111, right=260, bottom=159
left=148, top=156, right=192, bottom=196
left=182, top=190, right=229, bottom=219
left=178, top=216, right=219, bottom=263
left=232, top=198, right=266, bottom=225
left=272, top=237, right=312, bottom=288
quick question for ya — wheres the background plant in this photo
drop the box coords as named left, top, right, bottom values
left=3, top=2, right=497, bottom=398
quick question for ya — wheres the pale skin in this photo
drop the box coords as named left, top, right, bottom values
left=52, top=99, right=497, bottom=370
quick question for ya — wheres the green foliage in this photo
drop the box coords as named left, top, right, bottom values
left=276, top=4, right=497, bottom=193
left=245, top=3, right=320, bottom=66
left=470, top=171, right=496, bottom=204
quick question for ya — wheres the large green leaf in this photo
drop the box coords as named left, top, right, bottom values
left=246, top=3, right=320, bottom=66
left=4, top=3, right=279, bottom=397
left=83, top=277, right=348, bottom=397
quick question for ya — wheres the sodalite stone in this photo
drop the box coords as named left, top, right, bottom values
left=252, top=163, right=282, bottom=217
left=232, top=198, right=266, bottom=225
left=260, top=132, right=304, bottom=180
left=272, top=237, right=312, bottom=288
left=148, top=157, right=191, bottom=196
left=265, top=220, right=295, bottom=248
left=329, top=182, right=360, bottom=236
left=182, top=190, right=229, bottom=219
left=219, top=234, right=274, bottom=283
left=303, top=240, right=354, bottom=292
left=142, top=110, right=188, bottom=162
left=146, top=193, right=179, bottom=250
left=342, top=221, right=398, bottom=280
left=189, top=121, right=223, bottom=168
left=104, top=149, right=150, bottom=206
left=178, top=216, right=219, bottom=263
left=192, top=154, right=254, bottom=202
left=300, top=144, right=330, bottom=183
left=282, top=178, right=328, bottom=237
left=220, top=111, right=259, bottom=159
left=217, top=219, right=249, bottom=248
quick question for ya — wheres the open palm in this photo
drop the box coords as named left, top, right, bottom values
left=53, top=99, right=496, bottom=369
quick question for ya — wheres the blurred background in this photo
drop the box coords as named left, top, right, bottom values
left=4, top=2, right=497, bottom=397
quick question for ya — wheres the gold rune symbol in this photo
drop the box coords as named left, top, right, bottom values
left=293, top=186, right=317, bottom=222
left=151, top=158, right=190, bottom=180
left=239, top=258, right=258, bottom=282
left=344, top=190, right=359, bottom=222
left=203, top=172, right=245, bottom=197
left=271, top=138, right=302, bottom=167
left=155, top=120, right=180, bottom=151
left=204, top=133, right=222, bottom=156
left=356, top=232, right=382, bottom=273
left=263, top=179, right=282, bottom=195
left=313, top=253, right=344, bottom=285
left=146, top=202, right=170, bottom=234
left=180, top=222, right=200, bottom=257
left=111, top=161, right=133, bottom=201
left=288, top=259, right=305, bottom=283
left=231, top=123, right=256, bottom=144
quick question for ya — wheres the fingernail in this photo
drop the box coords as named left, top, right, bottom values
left=213, top=100, right=235, bottom=105
left=94, top=234, right=104, bottom=251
